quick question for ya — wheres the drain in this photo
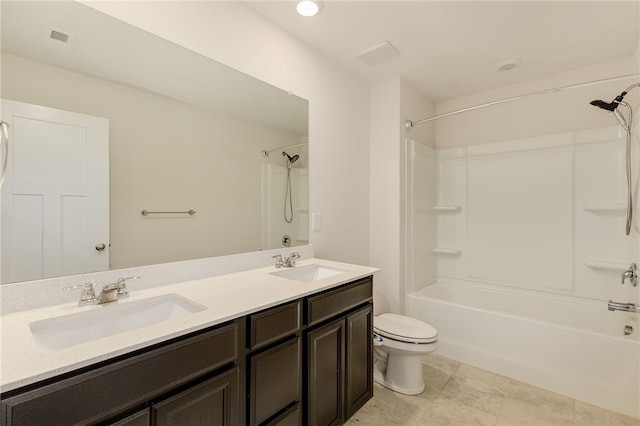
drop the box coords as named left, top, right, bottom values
left=624, top=325, right=634, bottom=336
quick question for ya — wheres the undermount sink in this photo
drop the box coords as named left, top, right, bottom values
left=270, top=264, right=346, bottom=282
left=29, top=294, right=206, bottom=351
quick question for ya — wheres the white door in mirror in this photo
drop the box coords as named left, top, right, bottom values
left=0, top=99, right=109, bottom=283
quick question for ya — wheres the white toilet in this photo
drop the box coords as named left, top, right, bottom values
left=373, top=313, right=438, bottom=395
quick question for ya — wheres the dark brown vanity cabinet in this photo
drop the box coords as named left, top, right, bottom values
left=247, top=301, right=302, bottom=426
left=1, top=322, right=240, bottom=426
left=304, top=277, right=373, bottom=425
left=1, top=275, right=373, bottom=426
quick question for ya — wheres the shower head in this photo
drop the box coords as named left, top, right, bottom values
left=282, top=151, right=300, bottom=164
left=589, top=82, right=640, bottom=112
left=589, top=99, right=621, bottom=112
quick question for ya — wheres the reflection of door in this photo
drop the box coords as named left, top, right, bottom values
left=1, top=99, right=109, bottom=283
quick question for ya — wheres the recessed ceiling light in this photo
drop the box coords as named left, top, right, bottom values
left=296, top=1, right=321, bottom=17
left=497, top=59, right=521, bottom=72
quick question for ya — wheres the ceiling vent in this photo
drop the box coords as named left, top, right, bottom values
left=49, top=29, right=69, bottom=43
left=356, top=41, right=400, bottom=66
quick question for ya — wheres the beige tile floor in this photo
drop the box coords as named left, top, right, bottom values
left=345, top=353, right=640, bottom=426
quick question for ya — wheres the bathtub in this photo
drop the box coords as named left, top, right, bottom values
left=406, top=281, right=640, bottom=418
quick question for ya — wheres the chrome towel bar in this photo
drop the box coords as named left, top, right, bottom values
left=141, top=209, right=196, bottom=216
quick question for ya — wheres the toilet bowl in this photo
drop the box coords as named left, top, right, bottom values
left=373, top=313, right=438, bottom=395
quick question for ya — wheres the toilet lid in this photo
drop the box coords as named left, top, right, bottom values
left=374, top=313, right=438, bottom=344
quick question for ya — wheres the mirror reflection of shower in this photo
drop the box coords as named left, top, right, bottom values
left=282, top=151, right=300, bottom=223
left=260, top=142, right=309, bottom=250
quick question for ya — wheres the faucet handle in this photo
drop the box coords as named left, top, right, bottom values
left=64, top=282, right=97, bottom=306
left=116, top=276, right=141, bottom=298
left=621, top=263, right=637, bottom=286
left=286, top=252, right=301, bottom=267
left=272, top=254, right=285, bottom=268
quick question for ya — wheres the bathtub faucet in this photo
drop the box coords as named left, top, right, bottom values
left=607, top=300, right=638, bottom=313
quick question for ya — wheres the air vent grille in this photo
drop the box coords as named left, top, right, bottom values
left=49, top=30, right=69, bottom=43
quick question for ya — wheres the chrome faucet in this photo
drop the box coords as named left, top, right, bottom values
left=272, top=254, right=285, bottom=268
left=96, top=283, right=120, bottom=304
left=65, top=276, right=140, bottom=306
left=284, top=252, right=301, bottom=267
left=272, top=252, right=301, bottom=268
left=64, top=282, right=97, bottom=306
left=608, top=300, right=639, bottom=313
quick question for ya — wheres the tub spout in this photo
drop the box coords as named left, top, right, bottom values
left=608, top=300, right=638, bottom=313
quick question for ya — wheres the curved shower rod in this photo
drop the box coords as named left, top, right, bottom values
left=405, top=73, right=640, bottom=130
left=262, top=142, right=308, bottom=158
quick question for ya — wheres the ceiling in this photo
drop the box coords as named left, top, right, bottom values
left=246, top=1, right=640, bottom=102
left=1, top=1, right=308, bottom=135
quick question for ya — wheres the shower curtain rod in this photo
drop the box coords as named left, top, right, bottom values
left=261, top=142, right=308, bottom=157
left=405, top=73, right=640, bottom=130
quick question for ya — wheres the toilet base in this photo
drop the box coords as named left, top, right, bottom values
left=373, top=350, right=425, bottom=395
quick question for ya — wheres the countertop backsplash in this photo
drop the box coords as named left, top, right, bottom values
left=1, top=245, right=315, bottom=315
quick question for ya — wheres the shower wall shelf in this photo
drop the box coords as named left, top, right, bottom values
left=433, top=248, right=462, bottom=255
left=432, top=205, right=462, bottom=212
left=582, top=204, right=626, bottom=213
left=583, top=260, right=628, bottom=271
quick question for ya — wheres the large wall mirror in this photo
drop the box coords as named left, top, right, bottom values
left=0, top=1, right=309, bottom=284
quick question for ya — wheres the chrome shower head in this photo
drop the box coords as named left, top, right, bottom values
left=590, top=99, right=620, bottom=112
left=589, top=82, right=640, bottom=113
left=282, top=151, right=300, bottom=164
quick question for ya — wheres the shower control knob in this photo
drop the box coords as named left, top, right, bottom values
left=621, top=263, right=637, bottom=286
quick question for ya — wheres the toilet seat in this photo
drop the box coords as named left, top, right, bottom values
left=374, top=313, right=438, bottom=344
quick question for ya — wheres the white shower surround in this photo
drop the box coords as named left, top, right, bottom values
left=405, top=127, right=640, bottom=417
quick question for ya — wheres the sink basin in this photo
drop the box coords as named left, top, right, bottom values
left=270, top=264, right=346, bottom=282
left=29, top=294, right=206, bottom=351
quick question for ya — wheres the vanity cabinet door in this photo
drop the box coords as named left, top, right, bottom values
left=305, top=318, right=345, bottom=426
left=345, top=304, right=373, bottom=419
left=152, top=367, right=239, bottom=426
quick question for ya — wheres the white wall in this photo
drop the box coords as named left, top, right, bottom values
left=369, top=78, right=433, bottom=314
left=84, top=1, right=371, bottom=266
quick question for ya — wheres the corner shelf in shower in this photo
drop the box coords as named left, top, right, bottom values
left=432, top=248, right=462, bottom=255
left=583, top=259, right=628, bottom=271
left=582, top=204, right=626, bottom=213
left=432, top=205, right=462, bottom=213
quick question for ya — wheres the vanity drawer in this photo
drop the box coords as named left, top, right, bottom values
left=249, top=300, right=301, bottom=350
left=249, top=337, right=301, bottom=425
left=305, top=276, right=373, bottom=326
left=2, top=322, right=238, bottom=426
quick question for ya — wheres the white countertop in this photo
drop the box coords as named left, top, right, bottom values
left=0, top=258, right=378, bottom=393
